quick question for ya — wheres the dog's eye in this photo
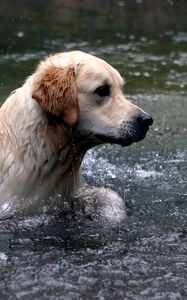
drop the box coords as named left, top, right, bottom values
left=94, top=84, right=110, bottom=97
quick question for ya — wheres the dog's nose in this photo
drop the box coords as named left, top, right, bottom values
left=137, top=112, right=153, bottom=127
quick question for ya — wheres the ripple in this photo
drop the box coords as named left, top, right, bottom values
left=0, top=51, right=46, bottom=63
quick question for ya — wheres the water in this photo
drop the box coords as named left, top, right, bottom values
left=0, top=0, right=187, bottom=299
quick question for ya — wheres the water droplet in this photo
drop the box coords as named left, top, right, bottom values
left=16, top=31, right=25, bottom=38
left=0, top=253, right=8, bottom=262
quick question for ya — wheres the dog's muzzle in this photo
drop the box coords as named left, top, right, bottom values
left=77, top=112, right=153, bottom=148
left=119, top=112, right=153, bottom=146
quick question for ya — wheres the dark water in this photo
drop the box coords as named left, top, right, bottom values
left=0, top=0, right=187, bottom=299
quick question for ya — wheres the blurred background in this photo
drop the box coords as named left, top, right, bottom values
left=0, top=0, right=187, bottom=97
left=0, top=1, right=187, bottom=299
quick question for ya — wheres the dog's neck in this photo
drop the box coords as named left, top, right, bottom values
left=36, top=116, right=86, bottom=200
left=44, top=115, right=86, bottom=172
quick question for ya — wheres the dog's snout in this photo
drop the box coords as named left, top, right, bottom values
left=137, top=112, right=153, bottom=127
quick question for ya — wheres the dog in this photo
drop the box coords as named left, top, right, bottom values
left=0, top=51, right=153, bottom=219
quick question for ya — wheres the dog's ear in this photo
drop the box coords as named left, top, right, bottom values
left=32, top=65, right=79, bottom=127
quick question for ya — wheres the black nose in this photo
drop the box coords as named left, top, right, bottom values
left=137, top=112, right=153, bottom=127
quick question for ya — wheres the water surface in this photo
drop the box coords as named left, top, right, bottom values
left=0, top=1, right=187, bottom=299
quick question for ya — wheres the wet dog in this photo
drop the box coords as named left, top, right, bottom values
left=0, top=51, right=153, bottom=219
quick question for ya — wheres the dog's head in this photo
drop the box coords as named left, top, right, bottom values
left=32, top=51, right=153, bottom=149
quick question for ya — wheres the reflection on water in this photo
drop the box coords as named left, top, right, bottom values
left=0, top=0, right=187, bottom=299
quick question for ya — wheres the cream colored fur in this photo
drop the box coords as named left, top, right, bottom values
left=0, top=51, right=150, bottom=219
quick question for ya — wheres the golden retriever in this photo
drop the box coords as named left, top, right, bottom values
left=0, top=51, right=153, bottom=219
